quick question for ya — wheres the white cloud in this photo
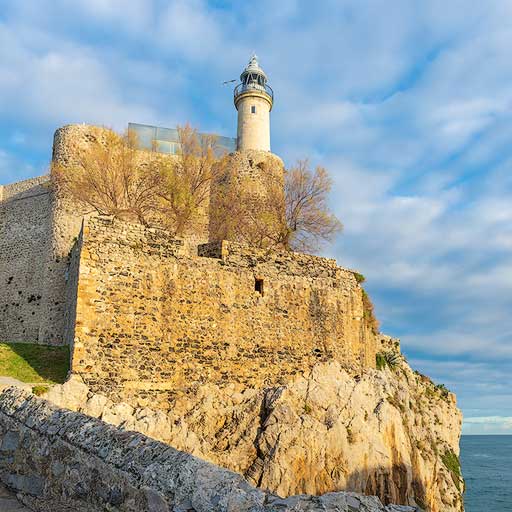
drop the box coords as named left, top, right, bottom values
left=1, top=0, right=512, bottom=434
left=157, top=0, right=227, bottom=60
left=463, top=416, right=512, bottom=435
left=465, top=416, right=512, bottom=424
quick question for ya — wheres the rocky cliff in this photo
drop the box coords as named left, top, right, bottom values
left=45, top=345, right=463, bottom=512
left=0, top=387, right=420, bottom=512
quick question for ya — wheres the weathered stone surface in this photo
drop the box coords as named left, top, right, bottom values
left=0, top=387, right=419, bottom=512
left=0, top=125, right=287, bottom=347
left=0, top=377, right=34, bottom=394
left=0, top=176, right=53, bottom=344
left=0, top=483, right=31, bottom=512
left=46, top=357, right=462, bottom=512
left=43, top=374, right=88, bottom=410
left=1, top=430, right=19, bottom=451
left=67, top=215, right=377, bottom=408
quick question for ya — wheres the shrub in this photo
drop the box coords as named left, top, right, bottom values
left=384, top=351, right=400, bottom=368
left=435, top=383, right=450, bottom=399
left=353, top=272, right=366, bottom=284
left=425, top=387, right=436, bottom=399
left=441, top=450, right=463, bottom=491
left=376, top=350, right=400, bottom=370
left=32, top=385, right=49, bottom=396
left=376, top=352, right=387, bottom=370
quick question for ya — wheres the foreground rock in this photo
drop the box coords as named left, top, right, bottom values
left=45, top=357, right=463, bottom=511
left=0, top=387, right=418, bottom=512
left=0, top=484, right=30, bottom=512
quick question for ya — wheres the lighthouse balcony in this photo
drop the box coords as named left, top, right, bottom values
left=234, top=82, right=273, bottom=102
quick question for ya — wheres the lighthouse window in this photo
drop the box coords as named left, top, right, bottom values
left=251, top=105, right=256, bottom=114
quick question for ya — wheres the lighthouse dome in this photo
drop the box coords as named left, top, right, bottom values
left=240, top=54, right=268, bottom=81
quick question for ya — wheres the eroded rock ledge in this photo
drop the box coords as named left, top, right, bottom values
left=0, top=387, right=417, bottom=512
left=41, top=358, right=462, bottom=511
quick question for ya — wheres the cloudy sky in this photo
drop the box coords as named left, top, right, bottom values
left=1, top=0, right=511, bottom=435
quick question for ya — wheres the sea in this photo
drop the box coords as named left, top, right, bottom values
left=461, top=435, right=512, bottom=511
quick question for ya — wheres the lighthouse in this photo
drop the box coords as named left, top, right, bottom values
left=234, top=55, right=273, bottom=152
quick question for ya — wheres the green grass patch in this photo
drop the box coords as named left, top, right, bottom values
left=0, top=343, right=69, bottom=384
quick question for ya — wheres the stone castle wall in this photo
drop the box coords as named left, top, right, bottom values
left=0, top=124, right=286, bottom=346
left=0, top=127, right=99, bottom=345
left=38, top=125, right=113, bottom=344
left=0, top=176, right=54, bottom=343
left=68, top=216, right=377, bottom=409
left=0, top=126, right=107, bottom=345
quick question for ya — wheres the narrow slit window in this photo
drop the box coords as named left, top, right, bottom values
left=251, top=105, right=256, bottom=114
left=255, top=278, right=264, bottom=295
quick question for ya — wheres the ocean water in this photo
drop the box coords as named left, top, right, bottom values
left=461, top=435, right=512, bottom=511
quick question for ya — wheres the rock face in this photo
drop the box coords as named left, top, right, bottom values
left=0, top=483, right=30, bottom=512
left=0, top=387, right=419, bottom=512
left=45, top=357, right=463, bottom=512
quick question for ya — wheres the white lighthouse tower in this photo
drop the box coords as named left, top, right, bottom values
left=234, top=55, right=273, bottom=152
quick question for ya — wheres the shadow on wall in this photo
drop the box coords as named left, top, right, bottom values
left=347, top=465, right=427, bottom=511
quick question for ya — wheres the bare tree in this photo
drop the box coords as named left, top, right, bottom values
left=52, top=129, right=161, bottom=224
left=210, top=158, right=342, bottom=253
left=209, top=159, right=284, bottom=248
left=155, top=124, right=220, bottom=237
left=52, top=125, right=220, bottom=237
left=53, top=125, right=341, bottom=251
left=282, top=160, right=343, bottom=252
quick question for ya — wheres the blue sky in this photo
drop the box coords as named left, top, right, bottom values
left=1, top=0, right=511, bottom=435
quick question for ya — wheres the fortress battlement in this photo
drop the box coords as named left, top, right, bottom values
left=66, top=215, right=376, bottom=408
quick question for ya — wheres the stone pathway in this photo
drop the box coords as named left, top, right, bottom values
left=0, top=484, right=30, bottom=511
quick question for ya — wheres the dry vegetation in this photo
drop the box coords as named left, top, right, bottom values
left=53, top=126, right=342, bottom=252
left=52, top=125, right=218, bottom=237
left=211, top=158, right=342, bottom=252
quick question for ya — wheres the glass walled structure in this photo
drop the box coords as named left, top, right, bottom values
left=128, top=123, right=237, bottom=156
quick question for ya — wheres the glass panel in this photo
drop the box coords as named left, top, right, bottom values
left=128, top=123, right=236, bottom=156
left=155, top=140, right=172, bottom=154
left=128, top=123, right=156, bottom=150
left=156, top=127, right=179, bottom=143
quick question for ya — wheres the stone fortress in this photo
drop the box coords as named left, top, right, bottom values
left=0, top=57, right=464, bottom=512
left=0, top=55, right=378, bottom=408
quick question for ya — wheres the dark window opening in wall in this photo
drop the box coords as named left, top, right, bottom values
left=251, top=105, right=256, bottom=114
left=255, top=278, right=264, bottom=295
